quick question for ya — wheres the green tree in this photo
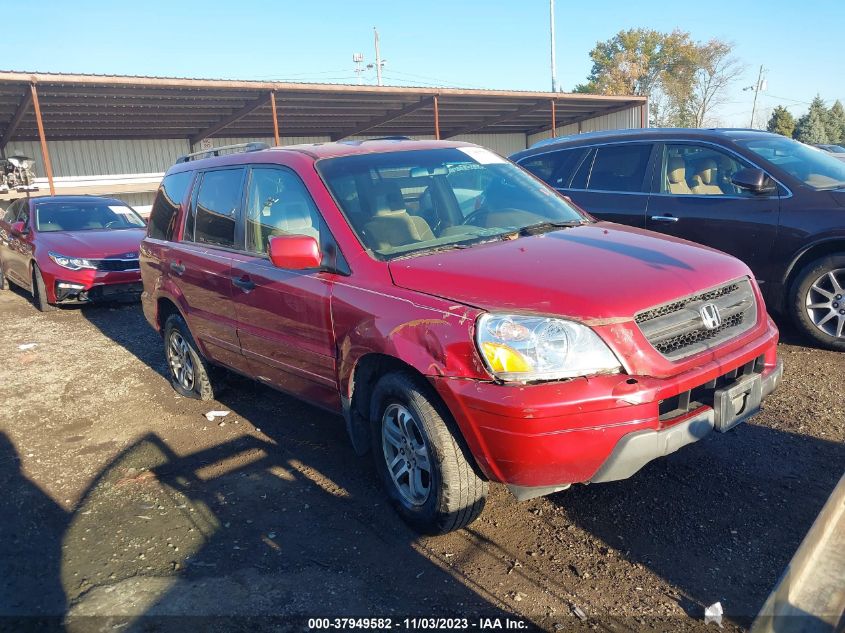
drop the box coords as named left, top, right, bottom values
left=794, top=96, right=830, bottom=144
left=767, top=106, right=796, bottom=137
left=826, top=100, right=845, bottom=144
left=575, top=29, right=739, bottom=128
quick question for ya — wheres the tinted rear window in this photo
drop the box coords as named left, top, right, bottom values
left=148, top=171, right=193, bottom=240
left=193, top=168, right=245, bottom=249
left=586, top=144, right=652, bottom=192
left=519, top=148, right=586, bottom=188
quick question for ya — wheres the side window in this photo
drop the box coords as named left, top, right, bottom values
left=570, top=148, right=596, bottom=190
left=244, top=167, right=321, bottom=255
left=586, top=144, right=652, bottom=193
left=148, top=171, right=193, bottom=240
left=661, top=144, right=757, bottom=196
left=519, top=148, right=586, bottom=189
left=3, top=200, right=22, bottom=223
left=193, top=168, right=245, bottom=248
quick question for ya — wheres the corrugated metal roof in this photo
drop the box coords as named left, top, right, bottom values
left=0, top=70, right=645, bottom=144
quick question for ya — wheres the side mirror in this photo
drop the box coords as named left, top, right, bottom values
left=268, top=234, right=321, bottom=270
left=10, top=220, right=27, bottom=235
left=731, top=167, right=777, bottom=195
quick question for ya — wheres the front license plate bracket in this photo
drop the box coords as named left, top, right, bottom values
left=714, top=373, right=762, bottom=432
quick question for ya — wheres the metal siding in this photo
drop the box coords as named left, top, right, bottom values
left=204, top=135, right=331, bottom=150
left=4, top=138, right=190, bottom=177
left=527, top=105, right=644, bottom=147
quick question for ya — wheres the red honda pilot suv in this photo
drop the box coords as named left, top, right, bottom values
left=140, top=139, right=782, bottom=534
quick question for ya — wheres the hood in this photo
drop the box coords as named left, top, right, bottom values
left=388, top=223, right=753, bottom=322
left=35, top=229, right=146, bottom=259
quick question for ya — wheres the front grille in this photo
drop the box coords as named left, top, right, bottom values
left=94, top=258, right=139, bottom=272
left=636, top=278, right=757, bottom=361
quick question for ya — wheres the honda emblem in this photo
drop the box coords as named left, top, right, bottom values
left=699, top=303, right=722, bottom=330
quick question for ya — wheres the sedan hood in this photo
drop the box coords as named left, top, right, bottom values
left=388, top=223, right=753, bottom=322
left=35, top=229, right=146, bottom=258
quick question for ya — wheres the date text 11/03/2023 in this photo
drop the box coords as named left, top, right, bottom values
left=307, top=617, right=529, bottom=629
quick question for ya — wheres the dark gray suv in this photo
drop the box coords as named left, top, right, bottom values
left=511, top=128, right=845, bottom=351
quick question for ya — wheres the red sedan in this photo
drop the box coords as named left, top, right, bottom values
left=0, top=195, right=146, bottom=311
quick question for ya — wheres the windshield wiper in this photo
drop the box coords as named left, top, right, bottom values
left=516, top=220, right=582, bottom=236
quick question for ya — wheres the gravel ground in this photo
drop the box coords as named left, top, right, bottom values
left=0, top=284, right=842, bottom=632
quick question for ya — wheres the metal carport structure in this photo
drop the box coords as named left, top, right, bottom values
left=0, top=71, right=646, bottom=201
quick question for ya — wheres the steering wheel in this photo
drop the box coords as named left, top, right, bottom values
left=461, top=207, right=491, bottom=227
left=104, top=220, right=121, bottom=229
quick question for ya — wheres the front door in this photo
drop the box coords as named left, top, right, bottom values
left=645, top=143, right=781, bottom=283
left=1, top=199, right=33, bottom=287
left=231, top=165, right=339, bottom=410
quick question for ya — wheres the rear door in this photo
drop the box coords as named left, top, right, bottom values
left=644, top=142, right=781, bottom=282
left=169, top=167, right=249, bottom=372
left=229, top=165, right=340, bottom=410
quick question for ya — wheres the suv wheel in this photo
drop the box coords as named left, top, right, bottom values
left=163, top=313, right=216, bottom=400
left=370, top=371, right=487, bottom=534
left=32, top=264, right=56, bottom=312
left=791, top=254, right=845, bottom=351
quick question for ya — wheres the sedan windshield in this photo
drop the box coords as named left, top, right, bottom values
left=317, top=147, right=587, bottom=258
left=35, top=201, right=145, bottom=232
left=737, top=136, right=845, bottom=190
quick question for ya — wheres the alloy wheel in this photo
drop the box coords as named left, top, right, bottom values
left=805, top=268, right=845, bottom=339
left=381, top=403, right=432, bottom=506
left=168, top=331, right=196, bottom=391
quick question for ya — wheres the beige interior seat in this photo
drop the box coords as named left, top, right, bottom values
left=666, top=157, right=693, bottom=194
left=363, top=182, right=434, bottom=251
left=691, top=159, right=723, bottom=195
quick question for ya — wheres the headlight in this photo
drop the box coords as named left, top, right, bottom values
left=476, top=313, right=622, bottom=382
left=48, top=251, right=97, bottom=271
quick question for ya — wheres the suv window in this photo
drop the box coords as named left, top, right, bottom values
left=519, top=148, right=586, bottom=189
left=586, top=144, right=652, bottom=192
left=245, top=167, right=321, bottom=254
left=192, top=168, right=245, bottom=248
left=149, top=171, right=193, bottom=240
left=660, top=144, right=756, bottom=196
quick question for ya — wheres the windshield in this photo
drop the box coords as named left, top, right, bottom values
left=737, top=136, right=845, bottom=190
left=35, top=201, right=146, bottom=232
left=317, top=147, right=587, bottom=258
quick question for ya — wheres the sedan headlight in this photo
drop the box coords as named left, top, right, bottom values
left=48, top=251, right=97, bottom=271
left=476, top=313, right=622, bottom=382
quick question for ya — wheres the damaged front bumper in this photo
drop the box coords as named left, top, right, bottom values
left=431, top=318, right=781, bottom=501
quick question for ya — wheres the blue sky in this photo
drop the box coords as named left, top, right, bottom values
left=10, top=0, right=845, bottom=126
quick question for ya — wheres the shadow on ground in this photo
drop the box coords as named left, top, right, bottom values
left=549, top=422, right=844, bottom=626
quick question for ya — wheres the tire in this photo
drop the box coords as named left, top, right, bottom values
left=370, top=371, right=487, bottom=534
left=0, top=267, right=6, bottom=291
left=162, top=313, right=216, bottom=401
left=31, top=264, right=56, bottom=312
left=790, top=254, right=845, bottom=351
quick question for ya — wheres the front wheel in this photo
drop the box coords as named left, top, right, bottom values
left=790, top=255, right=845, bottom=351
left=163, top=313, right=216, bottom=400
left=32, top=264, right=56, bottom=312
left=370, top=372, right=487, bottom=534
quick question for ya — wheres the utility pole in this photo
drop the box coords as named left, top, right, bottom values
left=549, top=0, right=558, bottom=93
left=749, top=64, right=764, bottom=128
left=374, top=27, right=383, bottom=86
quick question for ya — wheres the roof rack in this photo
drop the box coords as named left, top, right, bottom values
left=176, top=142, right=269, bottom=163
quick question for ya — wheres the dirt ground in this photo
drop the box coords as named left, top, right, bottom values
left=0, top=284, right=842, bottom=633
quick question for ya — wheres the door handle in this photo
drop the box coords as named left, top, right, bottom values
left=232, top=275, right=256, bottom=292
left=169, top=262, right=185, bottom=276
left=650, top=215, right=679, bottom=223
